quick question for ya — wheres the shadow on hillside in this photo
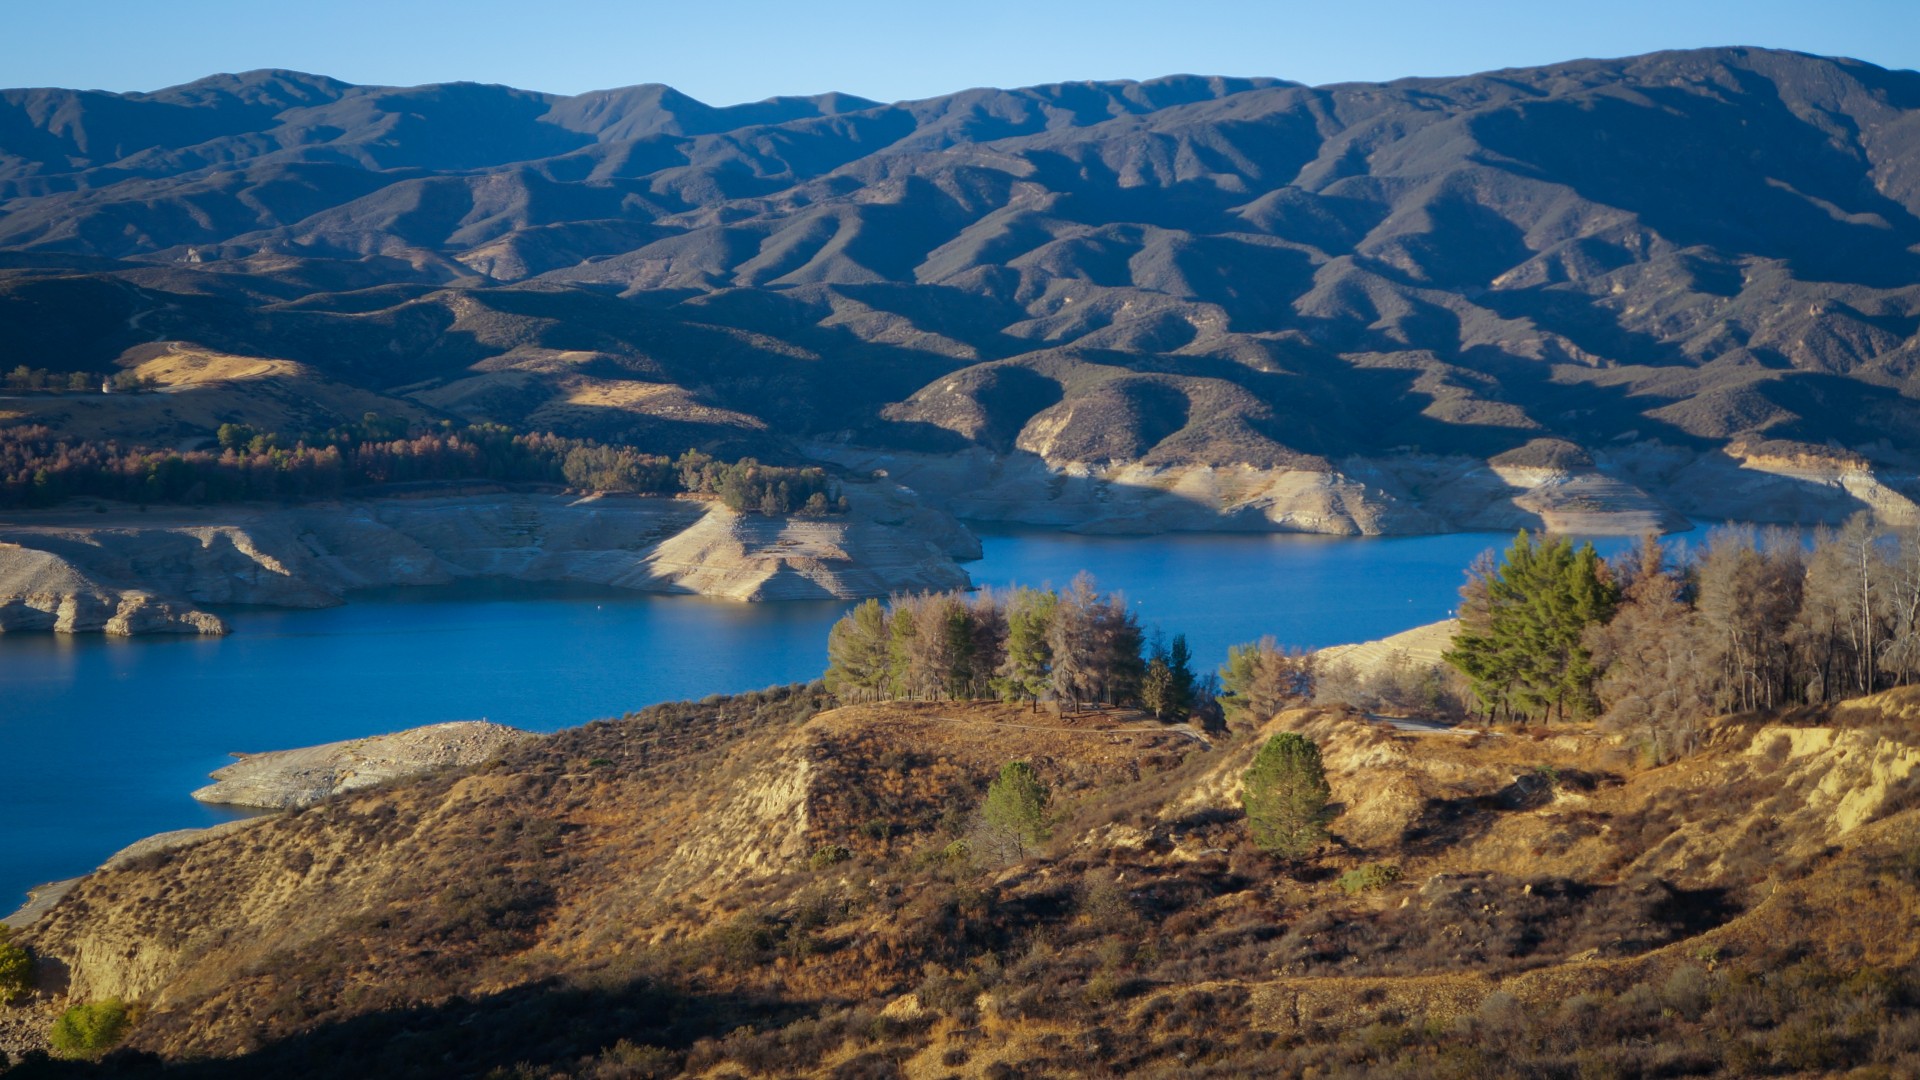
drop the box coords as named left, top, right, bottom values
left=8, top=978, right=806, bottom=1080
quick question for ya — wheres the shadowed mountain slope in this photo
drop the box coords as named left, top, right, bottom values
left=4, top=49, right=1920, bottom=530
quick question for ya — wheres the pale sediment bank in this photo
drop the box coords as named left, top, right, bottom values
left=0, top=481, right=976, bottom=636
left=806, top=442, right=1919, bottom=537
left=1316, top=619, right=1460, bottom=679
left=3, top=878, right=82, bottom=931
left=193, top=720, right=530, bottom=809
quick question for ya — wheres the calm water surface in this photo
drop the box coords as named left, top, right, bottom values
left=0, top=526, right=1674, bottom=908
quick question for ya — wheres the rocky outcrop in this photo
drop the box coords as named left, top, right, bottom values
left=193, top=722, right=531, bottom=809
left=1616, top=442, right=1920, bottom=529
left=0, top=483, right=975, bottom=634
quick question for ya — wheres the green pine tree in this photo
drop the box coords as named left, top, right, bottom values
left=888, top=597, right=921, bottom=699
left=943, top=599, right=977, bottom=700
left=1445, top=531, right=1619, bottom=723
left=1167, top=633, right=1195, bottom=721
left=824, top=599, right=892, bottom=701
left=982, top=761, right=1051, bottom=857
left=1241, top=732, right=1332, bottom=857
left=994, top=587, right=1057, bottom=710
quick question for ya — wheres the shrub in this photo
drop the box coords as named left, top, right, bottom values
left=0, top=927, right=31, bottom=1002
left=589, top=1039, right=680, bottom=1079
left=50, top=999, right=131, bottom=1059
left=1241, top=733, right=1332, bottom=857
left=710, top=913, right=779, bottom=964
left=981, top=762, right=1051, bottom=858
left=1338, top=864, right=1403, bottom=895
left=809, top=844, right=852, bottom=871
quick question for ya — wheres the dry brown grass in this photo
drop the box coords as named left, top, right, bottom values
left=19, top=688, right=1920, bottom=1077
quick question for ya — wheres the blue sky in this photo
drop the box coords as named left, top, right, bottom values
left=9, top=0, right=1918, bottom=103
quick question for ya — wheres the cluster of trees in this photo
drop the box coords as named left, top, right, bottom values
left=824, top=574, right=1200, bottom=718
left=673, top=450, right=845, bottom=515
left=1314, top=648, right=1468, bottom=718
left=0, top=419, right=846, bottom=514
left=1443, top=520, right=1920, bottom=760
left=1217, top=637, right=1314, bottom=728
left=3, top=365, right=155, bottom=392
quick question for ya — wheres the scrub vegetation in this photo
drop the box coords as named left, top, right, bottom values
left=0, top=420, right=843, bottom=513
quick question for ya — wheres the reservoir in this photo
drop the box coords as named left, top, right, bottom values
left=0, top=526, right=1673, bottom=909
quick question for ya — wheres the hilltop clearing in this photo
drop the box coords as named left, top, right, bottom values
left=9, top=682, right=1920, bottom=1076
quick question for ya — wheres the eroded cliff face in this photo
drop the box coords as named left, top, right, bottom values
left=0, top=544, right=228, bottom=634
left=810, top=444, right=1435, bottom=535
left=0, top=483, right=975, bottom=634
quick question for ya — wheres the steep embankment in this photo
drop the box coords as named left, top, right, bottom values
left=0, top=484, right=976, bottom=634
left=12, top=685, right=1920, bottom=1075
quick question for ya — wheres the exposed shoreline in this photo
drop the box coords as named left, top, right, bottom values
left=809, top=443, right=1920, bottom=539
left=4, top=439, right=1913, bottom=637
left=2, top=878, right=82, bottom=931
left=0, top=481, right=977, bottom=636
left=2, top=611, right=1461, bottom=930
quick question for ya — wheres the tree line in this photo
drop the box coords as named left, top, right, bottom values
left=1443, top=518, right=1920, bottom=760
left=824, top=574, right=1205, bottom=719
left=4, top=365, right=156, bottom=393
left=0, top=418, right=845, bottom=514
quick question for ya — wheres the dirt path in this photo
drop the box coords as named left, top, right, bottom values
left=1366, top=713, right=1499, bottom=736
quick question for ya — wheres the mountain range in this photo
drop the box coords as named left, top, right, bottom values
left=3, top=47, right=1920, bottom=528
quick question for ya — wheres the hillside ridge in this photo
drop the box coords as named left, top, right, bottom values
left=4, top=47, right=1920, bottom=535
left=10, top=686, right=1920, bottom=1074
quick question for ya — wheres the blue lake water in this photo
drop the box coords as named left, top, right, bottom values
left=0, top=526, right=1679, bottom=909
